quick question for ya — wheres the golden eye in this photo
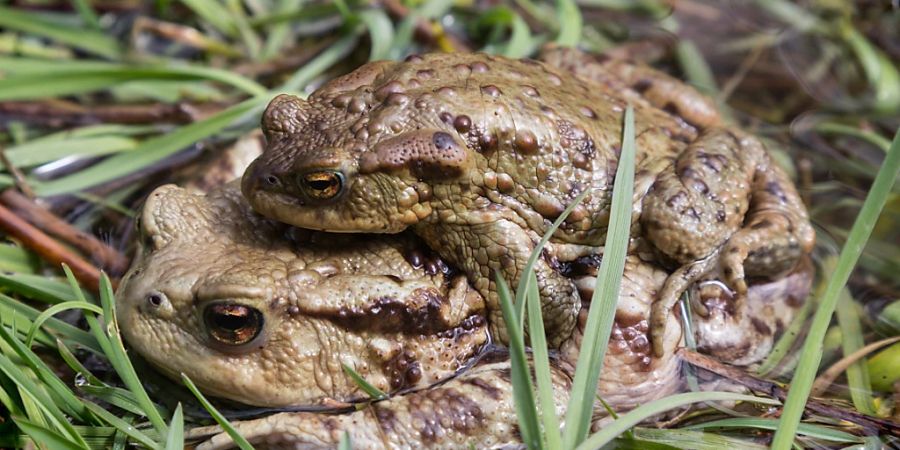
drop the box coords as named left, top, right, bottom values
left=299, top=171, right=344, bottom=201
left=203, top=303, right=264, bottom=346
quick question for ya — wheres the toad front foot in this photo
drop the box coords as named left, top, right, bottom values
left=415, top=217, right=581, bottom=348
left=642, top=128, right=815, bottom=356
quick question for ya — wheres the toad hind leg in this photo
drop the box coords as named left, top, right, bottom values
left=642, top=128, right=814, bottom=356
left=415, top=217, right=580, bottom=348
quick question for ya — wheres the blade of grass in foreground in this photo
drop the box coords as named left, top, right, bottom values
left=772, top=128, right=900, bottom=449
left=497, top=273, right=542, bottom=450
left=164, top=404, right=184, bottom=450
left=834, top=288, right=876, bottom=414
left=341, top=363, right=387, bottom=400
left=561, top=105, right=635, bottom=447
left=11, top=416, right=86, bottom=450
left=181, top=374, right=254, bottom=450
left=514, top=188, right=590, bottom=325
left=82, top=401, right=161, bottom=450
left=338, top=431, right=352, bottom=450
left=73, top=269, right=169, bottom=436
left=576, top=392, right=779, bottom=450
left=685, top=417, right=861, bottom=443
left=526, top=270, right=562, bottom=448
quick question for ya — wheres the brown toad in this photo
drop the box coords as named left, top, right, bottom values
left=241, top=48, right=815, bottom=355
left=118, top=182, right=812, bottom=449
left=117, top=181, right=488, bottom=406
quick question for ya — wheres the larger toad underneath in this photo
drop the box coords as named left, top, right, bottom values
left=242, top=48, right=815, bottom=354
left=118, top=182, right=812, bottom=449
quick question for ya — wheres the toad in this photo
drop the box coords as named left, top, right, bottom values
left=118, top=182, right=812, bottom=448
left=241, top=48, right=815, bottom=354
left=117, top=182, right=489, bottom=406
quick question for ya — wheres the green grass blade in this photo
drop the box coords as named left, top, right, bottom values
left=621, top=427, right=768, bottom=450
left=70, top=0, right=101, bottom=30
left=0, top=64, right=266, bottom=101
left=554, top=0, right=582, bottom=47
left=82, top=401, right=161, bottom=450
left=0, top=7, right=121, bottom=59
left=55, top=339, right=104, bottom=387
left=261, top=0, right=300, bottom=59
left=0, top=350, right=89, bottom=447
left=181, top=374, right=255, bottom=450
left=279, top=33, right=360, bottom=93
left=475, top=7, right=535, bottom=59
left=11, top=416, right=87, bottom=450
left=0, top=273, right=87, bottom=304
left=34, top=97, right=266, bottom=195
left=835, top=289, right=876, bottom=414
left=0, top=302, right=55, bottom=349
left=561, top=105, right=636, bottom=447
left=840, top=22, right=900, bottom=112
left=181, top=0, right=238, bottom=37
left=0, top=243, right=38, bottom=273
left=79, top=385, right=161, bottom=418
left=497, top=273, right=542, bottom=450
left=79, top=271, right=169, bottom=436
left=772, top=128, right=900, bottom=448
left=684, top=417, right=861, bottom=443
left=576, top=392, right=779, bottom=450
left=504, top=12, right=535, bottom=58
left=3, top=136, right=138, bottom=170
left=756, top=292, right=814, bottom=377
left=514, top=188, right=590, bottom=325
left=526, top=270, right=562, bottom=448
left=674, top=40, right=720, bottom=98
left=0, top=326, right=91, bottom=423
left=226, top=0, right=261, bottom=59
left=358, top=9, right=394, bottom=61
left=164, top=404, right=184, bottom=450
left=338, top=431, right=352, bottom=450
left=0, top=295, right=100, bottom=353
left=341, top=363, right=387, bottom=400
left=25, top=301, right=103, bottom=348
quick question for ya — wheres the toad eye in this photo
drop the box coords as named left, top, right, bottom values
left=298, top=170, right=344, bottom=201
left=203, top=303, right=264, bottom=346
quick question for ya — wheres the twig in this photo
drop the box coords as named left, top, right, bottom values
left=0, top=189, right=130, bottom=275
left=0, top=146, right=36, bottom=199
left=132, top=16, right=243, bottom=57
left=0, top=100, right=209, bottom=127
left=679, top=349, right=900, bottom=436
left=0, top=202, right=102, bottom=292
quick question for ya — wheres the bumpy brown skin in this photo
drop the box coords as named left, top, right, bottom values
left=121, top=183, right=812, bottom=449
left=194, top=359, right=571, bottom=450
left=241, top=49, right=815, bottom=354
left=117, top=181, right=489, bottom=407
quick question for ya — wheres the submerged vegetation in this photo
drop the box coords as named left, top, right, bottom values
left=0, top=0, right=898, bottom=448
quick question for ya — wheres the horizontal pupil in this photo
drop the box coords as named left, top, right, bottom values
left=214, top=313, right=249, bottom=331
left=308, top=178, right=335, bottom=190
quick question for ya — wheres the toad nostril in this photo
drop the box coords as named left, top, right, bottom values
left=264, top=174, right=280, bottom=186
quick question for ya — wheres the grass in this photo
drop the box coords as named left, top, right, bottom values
left=0, top=0, right=898, bottom=448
